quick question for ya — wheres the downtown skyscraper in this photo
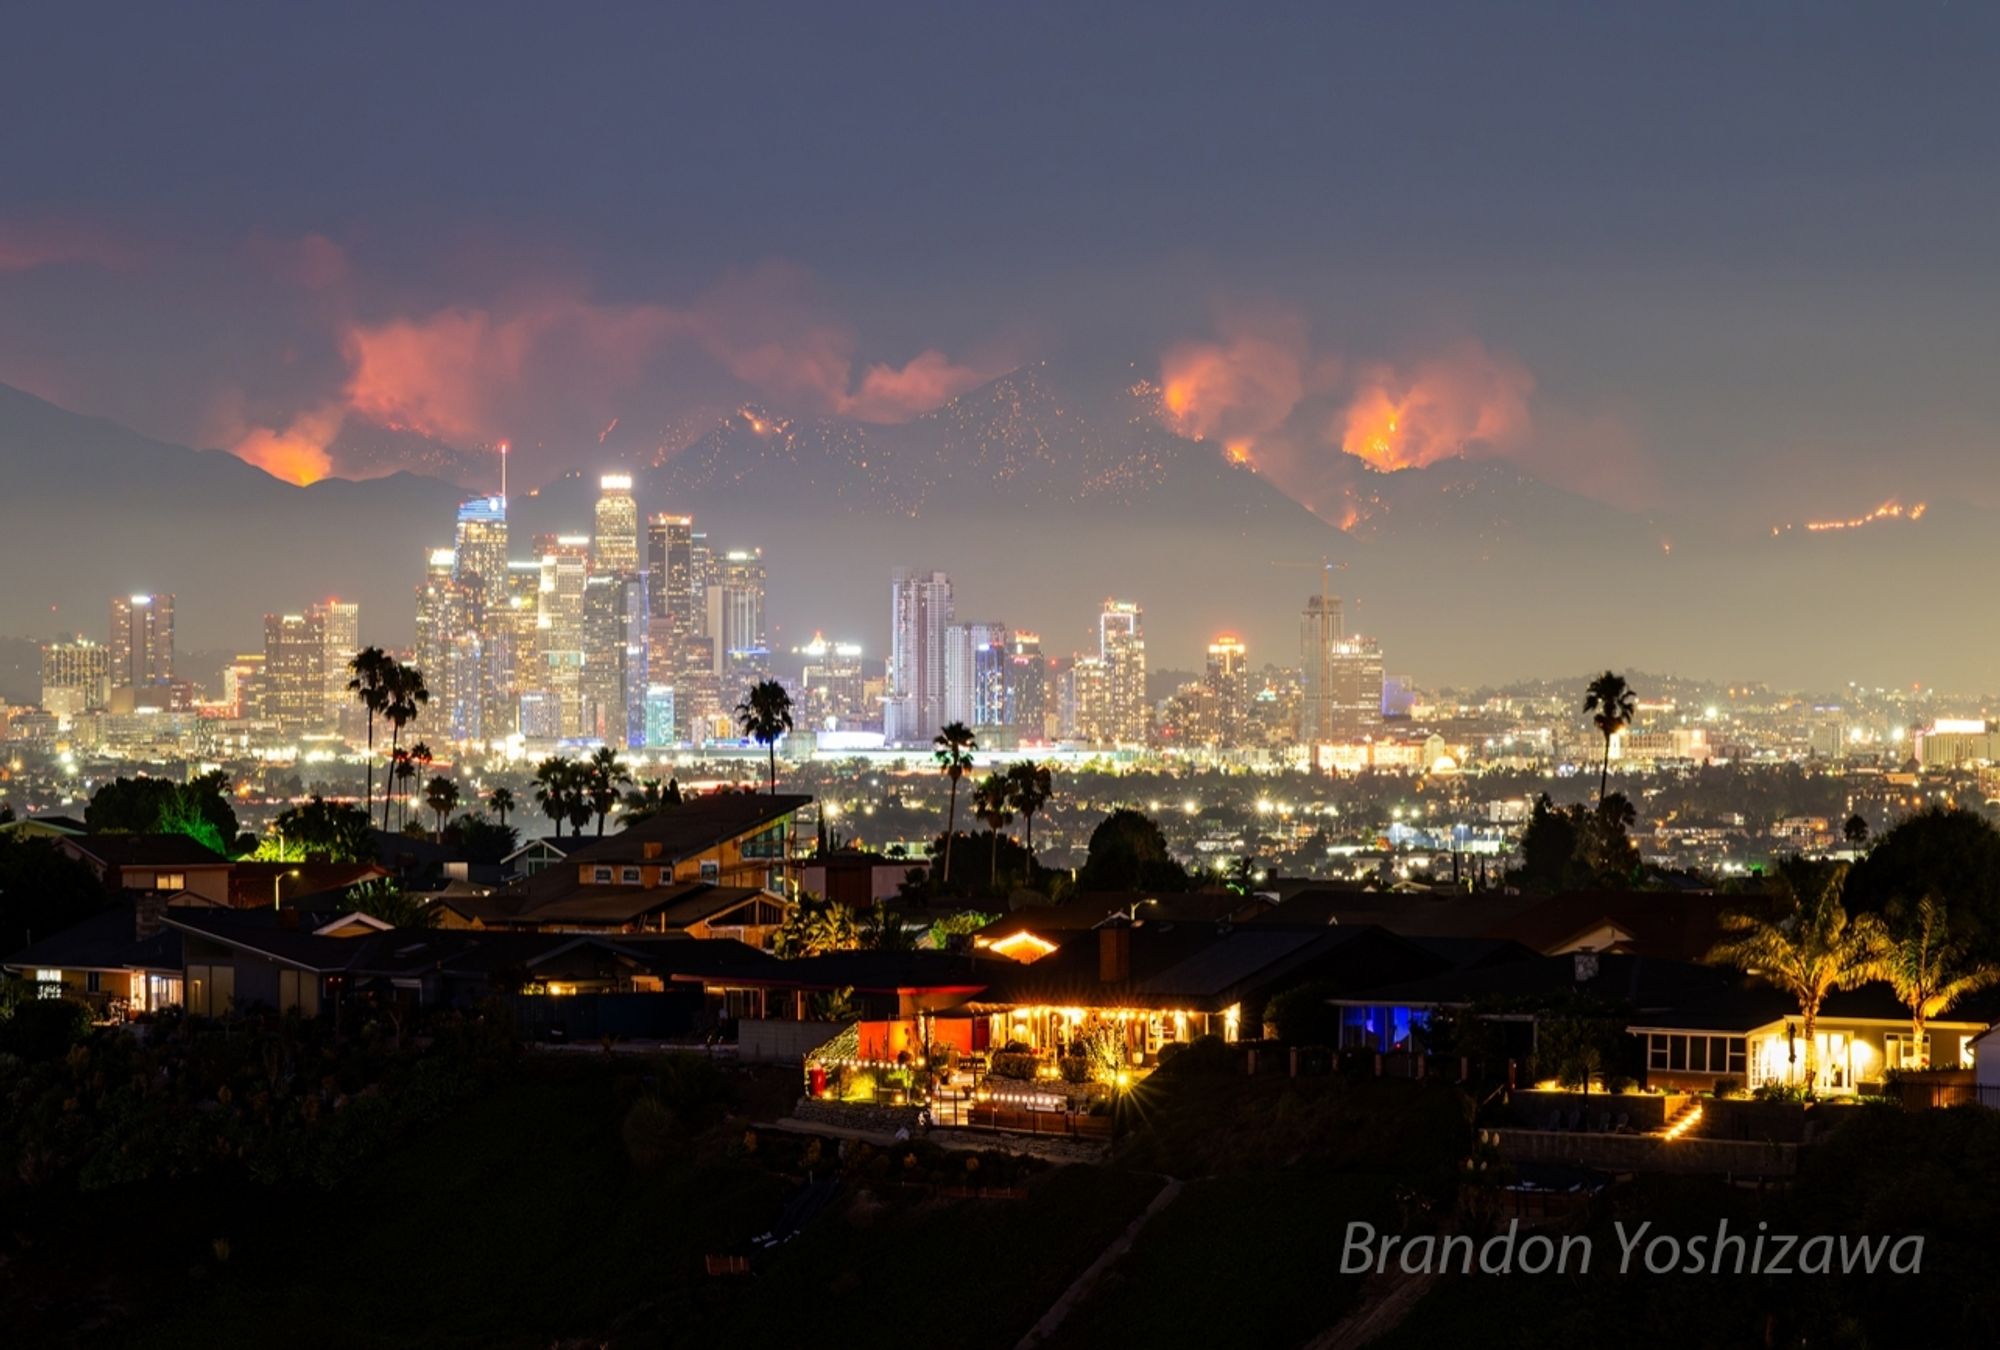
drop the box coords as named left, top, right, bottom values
left=110, top=593, right=174, bottom=692
left=886, top=567, right=953, bottom=746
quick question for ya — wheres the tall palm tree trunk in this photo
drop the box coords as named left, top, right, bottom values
left=943, top=779, right=959, bottom=884
left=383, top=729, right=399, bottom=832
left=1599, top=736, right=1611, bottom=803
left=769, top=741, right=777, bottom=795
left=363, top=712, right=376, bottom=827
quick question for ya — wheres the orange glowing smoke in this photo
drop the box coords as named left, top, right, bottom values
left=229, top=405, right=342, bottom=485
left=1338, top=342, right=1533, bottom=471
left=1157, top=315, right=1310, bottom=464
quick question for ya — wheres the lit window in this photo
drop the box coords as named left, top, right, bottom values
left=155, top=873, right=186, bottom=892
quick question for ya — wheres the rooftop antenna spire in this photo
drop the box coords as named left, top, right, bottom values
left=499, top=441, right=508, bottom=504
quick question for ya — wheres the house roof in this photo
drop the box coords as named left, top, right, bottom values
left=1244, top=888, right=1549, bottom=937
left=721, top=948, right=1001, bottom=995
left=974, top=892, right=1268, bottom=944
left=229, top=861, right=391, bottom=910
left=1477, top=890, right=1736, bottom=962
left=1626, top=980, right=2000, bottom=1034
left=499, top=835, right=578, bottom=863
left=65, top=833, right=231, bottom=869
left=972, top=922, right=1425, bottom=1013
left=2, top=901, right=183, bottom=974
left=164, top=909, right=372, bottom=972
left=556, top=791, right=809, bottom=866
left=439, top=881, right=778, bottom=930
left=1335, top=952, right=1737, bottom=1015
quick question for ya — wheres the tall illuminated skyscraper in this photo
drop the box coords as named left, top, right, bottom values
left=110, top=593, right=174, bottom=690
left=318, top=599, right=360, bottom=737
left=262, top=609, right=328, bottom=736
left=944, top=621, right=1010, bottom=729
left=886, top=567, right=953, bottom=745
left=41, top=637, right=110, bottom=725
left=537, top=534, right=591, bottom=736
left=1098, top=599, right=1148, bottom=746
left=1006, top=633, right=1048, bottom=742
left=645, top=513, right=695, bottom=631
left=706, top=548, right=768, bottom=683
left=1206, top=634, right=1249, bottom=746
left=452, top=496, right=509, bottom=611
left=593, top=474, right=639, bottom=575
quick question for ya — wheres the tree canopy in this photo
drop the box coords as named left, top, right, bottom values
left=1077, top=808, right=1192, bottom=892
left=85, top=772, right=239, bottom=856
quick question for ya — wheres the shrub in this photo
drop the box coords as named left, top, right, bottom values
left=988, top=1052, right=1039, bottom=1080
left=1155, top=1034, right=1235, bottom=1077
left=1058, top=1054, right=1093, bottom=1084
left=1264, top=981, right=1342, bottom=1046
left=0, top=994, right=93, bottom=1059
left=621, top=1096, right=679, bottom=1169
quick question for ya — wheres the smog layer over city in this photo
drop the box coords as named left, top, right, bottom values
left=3, top=6, right=1999, bottom=1349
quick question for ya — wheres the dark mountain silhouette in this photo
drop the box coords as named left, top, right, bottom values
left=2, top=373, right=1994, bottom=689
left=0, top=382, right=465, bottom=652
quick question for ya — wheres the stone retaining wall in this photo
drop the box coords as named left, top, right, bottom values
left=791, top=1097, right=924, bottom=1135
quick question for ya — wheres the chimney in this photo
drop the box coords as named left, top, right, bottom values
left=1099, top=926, right=1131, bottom=984
left=134, top=891, right=167, bottom=941
left=1573, top=951, right=1600, bottom=983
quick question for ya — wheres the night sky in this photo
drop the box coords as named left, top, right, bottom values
left=6, top=2, right=2000, bottom=531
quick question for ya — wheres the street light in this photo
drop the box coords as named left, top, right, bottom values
left=272, top=867, right=299, bottom=910
left=1111, top=898, right=1158, bottom=925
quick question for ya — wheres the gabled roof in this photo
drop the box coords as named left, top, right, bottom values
left=65, top=833, right=231, bottom=869
left=438, top=881, right=780, bottom=930
left=557, top=792, right=809, bottom=866
left=719, top=949, right=1000, bottom=995
left=1478, top=890, right=1737, bottom=962
left=972, top=922, right=1430, bottom=1013
left=230, top=861, right=391, bottom=910
left=163, top=909, right=366, bottom=973
left=2, top=902, right=182, bottom=974
left=500, top=835, right=578, bottom=864
left=1335, top=953, right=1737, bottom=1016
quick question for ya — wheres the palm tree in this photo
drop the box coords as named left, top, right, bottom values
left=1005, top=759, right=1054, bottom=861
left=1581, top=671, right=1637, bottom=803
left=1707, top=863, right=1884, bottom=1090
left=423, top=775, right=460, bottom=838
left=346, top=646, right=393, bottom=827
left=585, top=745, right=628, bottom=836
left=380, top=662, right=430, bottom=830
left=488, top=786, right=515, bottom=828
left=735, top=679, right=795, bottom=794
left=391, top=751, right=420, bottom=829
left=933, top=721, right=976, bottom=885
left=1866, top=896, right=2000, bottom=1068
left=532, top=756, right=576, bottom=838
left=402, top=742, right=433, bottom=830
left=972, top=772, right=1015, bottom=890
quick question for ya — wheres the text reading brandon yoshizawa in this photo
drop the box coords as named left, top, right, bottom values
left=1343, top=1220, right=1924, bottom=1278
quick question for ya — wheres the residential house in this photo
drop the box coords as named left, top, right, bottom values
left=2, top=893, right=186, bottom=1014
left=58, top=833, right=233, bottom=905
